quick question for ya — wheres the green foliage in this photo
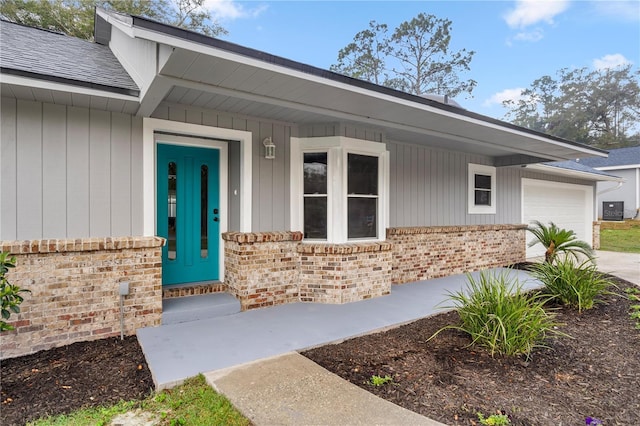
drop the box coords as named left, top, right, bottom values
left=433, top=270, right=562, bottom=358
left=1, top=252, right=30, bottom=332
left=625, top=287, right=640, bottom=330
left=527, top=220, right=594, bottom=264
left=369, top=374, right=393, bottom=386
left=477, top=411, right=511, bottom=425
left=531, top=258, right=614, bottom=312
left=502, top=65, right=640, bottom=148
left=331, top=13, right=476, bottom=98
left=30, top=374, right=249, bottom=426
left=0, top=0, right=226, bottom=40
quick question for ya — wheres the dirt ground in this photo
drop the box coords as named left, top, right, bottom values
left=1, top=275, right=638, bottom=426
left=1, top=336, right=154, bottom=426
left=303, top=276, right=640, bottom=426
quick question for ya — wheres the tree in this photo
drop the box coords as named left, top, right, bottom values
left=331, top=13, right=476, bottom=99
left=503, top=65, right=640, bottom=148
left=0, top=0, right=226, bottom=40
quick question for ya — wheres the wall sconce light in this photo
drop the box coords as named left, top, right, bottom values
left=263, top=137, right=276, bottom=160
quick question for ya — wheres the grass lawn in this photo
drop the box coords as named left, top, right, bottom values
left=30, top=375, right=249, bottom=426
left=600, top=221, right=640, bottom=253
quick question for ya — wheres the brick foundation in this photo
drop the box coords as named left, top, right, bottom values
left=0, top=237, right=164, bottom=359
left=387, top=225, right=527, bottom=284
left=298, top=243, right=392, bottom=303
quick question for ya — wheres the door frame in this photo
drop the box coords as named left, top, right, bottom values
left=143, top=118, right=254, bottom=282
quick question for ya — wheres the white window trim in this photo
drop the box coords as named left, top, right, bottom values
left=291, top=136, right=389, bottom=243
left=468, top=163, right=496, bottom=214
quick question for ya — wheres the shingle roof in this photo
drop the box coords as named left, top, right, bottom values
left=0, top=20, right=139, bottom=96
left=545, top=160, right=621, bottom=178
left=577, top=146, right=640, bottom=168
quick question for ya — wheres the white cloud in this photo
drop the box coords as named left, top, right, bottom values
left=483, top=88, right=527, bottom=107
left=593, top=54, right=632, bottom=70
left=204, top=0, right=268, bottom=20
left=513, top=28, right=544, bottom=42
left=591, top=0, right=640, bottom=22
left=504, top=0, right=570, bottom=29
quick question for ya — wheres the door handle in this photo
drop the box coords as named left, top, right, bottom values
left=213, top=217, right=219, bottom=222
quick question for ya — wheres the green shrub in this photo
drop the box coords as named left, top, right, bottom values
left=527, top=220, right=594, bottom=263
left=369, top=374, right=393, bottom=386
left=531, top=258, right=614, bottom=312
left=1, top=252, right=30, bottom=332
left=433, top=270, right=561, bottom=358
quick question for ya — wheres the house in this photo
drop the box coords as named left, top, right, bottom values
left=577, top=146, right=640, bottom=220
left=0, top=9, right=614, bottom=358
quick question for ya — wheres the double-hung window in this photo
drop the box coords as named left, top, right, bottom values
left=292, top=136, right=388, bottom=243
left=468, top=163, right=496, bottom=214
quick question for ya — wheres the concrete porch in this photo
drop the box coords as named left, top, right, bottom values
left=138, top=268, right=541, bottom=389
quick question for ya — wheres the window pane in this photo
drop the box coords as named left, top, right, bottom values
left=348, top=198, right=377, bottom=238
left=475, top=190, right=491, bottom=206
left=168, top=162, right=177, bottom=261
left=200, top=165, right=208, bottom=259
left=348, top=154, right=378, bottom=195
left=303, top=153, right=327, bottom=194
left=304, top=197, right=327, bottom=239
left=475, top=174, right=491, bottom=190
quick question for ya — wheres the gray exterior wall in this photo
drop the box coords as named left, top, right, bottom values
left=151, top=103, right=294, bottom=233
left=596, top=168, right=639, bottom=219
left=1, top=97, right=143, bottom=240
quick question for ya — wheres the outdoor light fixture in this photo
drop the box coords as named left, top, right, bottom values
left=263, top=137, right=276, bottom=159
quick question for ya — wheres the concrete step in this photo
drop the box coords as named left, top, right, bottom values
left=162, top=293, right=241, bottom=325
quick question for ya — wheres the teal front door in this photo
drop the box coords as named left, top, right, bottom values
left=157, top=144, right=220, bottom=285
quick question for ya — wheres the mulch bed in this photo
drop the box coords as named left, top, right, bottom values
left=303, top=276, right=640, bottom=425
left=1, top=274, right=638, bottom=426
left=1, top=336, right=154, bottom=425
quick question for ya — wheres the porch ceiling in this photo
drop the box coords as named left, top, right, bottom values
left=153, top=48, right=603, bottom=163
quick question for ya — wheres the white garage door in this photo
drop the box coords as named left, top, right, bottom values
left=522, top=178, right=594, bottom=258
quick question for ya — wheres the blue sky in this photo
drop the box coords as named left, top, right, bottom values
left=204, top=0, right=640, bottom=119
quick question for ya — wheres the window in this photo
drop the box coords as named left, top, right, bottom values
left=468, top=163, right=496, bottom=214
left=291, top=136, right=388, bottom=243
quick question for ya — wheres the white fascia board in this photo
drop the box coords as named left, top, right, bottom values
left=0, top=73, right=139, bottom=102
left=525, top=164, right=625, bottom=182
left=594, top=164, right=640, bottom=171
left=115, top=21, right=604, bottom=159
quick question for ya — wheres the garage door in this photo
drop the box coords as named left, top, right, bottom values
left=522, top=178, right=594, bottom=258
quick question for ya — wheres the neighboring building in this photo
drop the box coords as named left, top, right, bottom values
left=0, top=9, right=614, bottom=357
left=578, top=146, right=640, bottom=220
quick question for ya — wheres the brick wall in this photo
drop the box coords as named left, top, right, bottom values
left=387, top=225, right=527, bottom=284
left=592, top=221, right=601, bottom=249
left=298, top=243, right=392, bottom=304
left=223, top=232, right=302, bottom=310
left=0, top=237, right=164, bottom=359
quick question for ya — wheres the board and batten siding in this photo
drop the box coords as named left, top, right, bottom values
left=152, top=103, right=294, bottom=233
left=387, top=141, right=596, bottom=227
left=1, top=97, right=143, bottom=240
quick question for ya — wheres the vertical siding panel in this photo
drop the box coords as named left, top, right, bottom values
left=218, top=115, right=232, bottom=129
left=423, top=148, right=431, bottom=226
left=42, top=103, right=67, bottom=237
left=168, top=106, right=186, bottom=123
left=130, top=117, right=144, bottom=235
left=152, top=105, right=169, bottom=120
left=202, top=110, right=218, bottom=127
left=1, top=97, right=17, bottom=240
left=410, top=146, right=418, bottom=225
left=89, top=110, right=111, bottom=236
left=16, top=100, right=42, bottom=239
left=258, top=122, right=273, bottom=231
left=111, top=113, right=132, bottom=236
left=283, top=126, right=291, bottom=229
left=67, top=107, right=90, bottom=237
left=271, top=124, right=286, bottom=230
left=416, top=147, right=425, bottom=225
left=185, top=109, right=202, bottom=125
left=402, top=145, right=412, bottom=226
left=429, top=148, right=437, bottom=226
left=388, top=143, right=397, bottom=226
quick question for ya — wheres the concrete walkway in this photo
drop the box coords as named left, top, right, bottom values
left=594, top=250, right=640, bottom=285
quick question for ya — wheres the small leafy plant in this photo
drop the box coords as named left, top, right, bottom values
left=531, top=258, right=614, bottom=312
left=527, top=220, right=594, bottom=263
left=1, top=252, right=30, bottom=332
left=432, top=270, right=562, bottom=358
left=625, top=287, right=640, bottom=330
left=477, top=411, right=511, bottom=425
left=369, top=374, right=393, bottom=386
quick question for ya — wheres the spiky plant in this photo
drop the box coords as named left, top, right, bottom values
left=527, top=220, right=594, bottom=264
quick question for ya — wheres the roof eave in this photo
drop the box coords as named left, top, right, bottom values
left=525, top=164, right=624, bottom=182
